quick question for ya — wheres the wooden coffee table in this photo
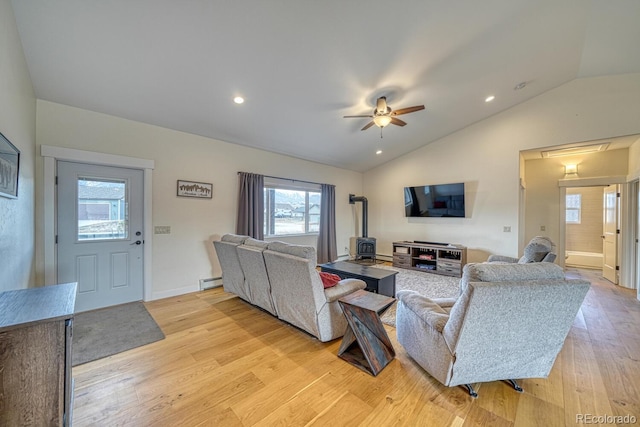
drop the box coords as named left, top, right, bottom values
left=337, top=289, right=396, bottom=376
left=319, top=261, right=397, bottom=297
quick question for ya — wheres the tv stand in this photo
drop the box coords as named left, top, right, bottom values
left=393, top=241, right=467, bottom=277
left=413, top=240, right=448, bottom=246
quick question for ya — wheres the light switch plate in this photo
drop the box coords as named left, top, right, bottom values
left=154, top=226, right=171, bottom=234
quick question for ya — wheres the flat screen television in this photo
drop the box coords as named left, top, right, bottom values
left=404, top=182, right=466, bottom=218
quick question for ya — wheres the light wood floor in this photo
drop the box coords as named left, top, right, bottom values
left=72, top=268, right=640, bottom=426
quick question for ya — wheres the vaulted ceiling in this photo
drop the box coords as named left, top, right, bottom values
left=11, top=0, right=640, bottom=172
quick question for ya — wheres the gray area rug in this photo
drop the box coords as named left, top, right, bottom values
left=376, top=265, right=460, bottom=327
left=73, top=301, right=165, bottom=366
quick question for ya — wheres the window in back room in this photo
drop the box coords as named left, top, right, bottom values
left=566, top=193, right=581, bottom=224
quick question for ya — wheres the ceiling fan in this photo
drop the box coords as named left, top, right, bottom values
left=344, top=96, right=425, bottom=136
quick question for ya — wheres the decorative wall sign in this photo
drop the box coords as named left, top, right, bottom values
left=177, top=180, right=213, bottom=199
left=0, top=132, right=20, bottom=199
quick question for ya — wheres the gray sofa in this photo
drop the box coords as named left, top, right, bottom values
left=213, top=234, right=366, bottom=342
left=396, top=262, right=590, bottom=397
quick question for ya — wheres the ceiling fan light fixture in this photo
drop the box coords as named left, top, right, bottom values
left=373, top=115, right=392, bottom=128
left=376, top=96, right=387, bottom=114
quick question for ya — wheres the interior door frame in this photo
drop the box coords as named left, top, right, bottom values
left=41, top=145, right=155, bottom=301
left=558, top=175, right=633, bottom=287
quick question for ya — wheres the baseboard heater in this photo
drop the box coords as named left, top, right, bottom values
left=199, top=277, right=223, bottom=290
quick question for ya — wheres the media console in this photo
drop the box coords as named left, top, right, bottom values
left=392, top=241, right=467, bottom=277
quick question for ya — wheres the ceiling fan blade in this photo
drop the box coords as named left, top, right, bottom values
left=391, top=105, right=425, bottom=116
left=390, top=117, right=407, bottom=126
left=361, top=121, right=375, bottom=131
left=344, top=115, right=374, bottom=118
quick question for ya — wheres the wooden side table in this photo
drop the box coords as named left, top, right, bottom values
left=337, top=289, right=396, bottom=376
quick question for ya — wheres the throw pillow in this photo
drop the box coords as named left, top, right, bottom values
left=319, top=272, right=342, bottom=288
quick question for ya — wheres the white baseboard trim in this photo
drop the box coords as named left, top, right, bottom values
left=151, top=285, right=199, bottom=301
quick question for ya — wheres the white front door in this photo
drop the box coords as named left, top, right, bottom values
left=57, top=161, right=144, bottom=312
left=603, top=184, right=619, bottom=284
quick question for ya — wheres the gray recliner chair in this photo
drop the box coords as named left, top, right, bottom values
left=488, top=236, right=557, bottom=264
left=236, top=237, right=277, bottom=316
left=212, top=234, right=251, bottom=302
left=396, top=262, right=590, bottom=397
left=263, top=242, right=366, bottom=342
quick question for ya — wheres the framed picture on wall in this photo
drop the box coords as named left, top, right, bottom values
left=177, top=180, right=213, bottom=199
left=0, top=132, right=20, bottom=199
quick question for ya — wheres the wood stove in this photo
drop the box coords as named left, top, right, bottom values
left=350, top=194, right=376, bottom=261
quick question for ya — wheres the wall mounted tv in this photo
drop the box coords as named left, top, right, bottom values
left=404, top=183, right=466, bottom=218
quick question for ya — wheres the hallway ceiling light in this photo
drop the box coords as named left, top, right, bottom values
left=541, top=142, right=609, bottom=158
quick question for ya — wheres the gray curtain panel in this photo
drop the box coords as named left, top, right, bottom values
left=236, top=172, right=264, bottom=239
left=317, top=183, right=337, bottom=264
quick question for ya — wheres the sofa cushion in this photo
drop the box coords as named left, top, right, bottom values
left=243, top=237, right=270, bottom=249
left=518, top=236, right=554, bottom=263
left=397, top=290, right=449, bottom=332
left=319, top=272, right=341, bottom=288
left=221, top=233, right=249, bottom=244
left=267, top=241, right=316, bottom=263
left=323, top=278, right=367, bottom=302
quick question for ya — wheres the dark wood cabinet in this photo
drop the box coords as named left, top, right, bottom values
left=393, top=241, right=467, bottom=277
left=0, top=283, right=77, bottom=426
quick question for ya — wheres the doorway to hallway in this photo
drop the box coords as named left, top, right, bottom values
left=564, top=185, right=618, bottom=284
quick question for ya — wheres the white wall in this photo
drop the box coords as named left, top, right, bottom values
left=363, top=73, right=640, bottom=263
left=0, top=0, right=36, bottom=291
left=630, top=138, right=640, bottom=180
left=35, top=101, right=363, bottom=298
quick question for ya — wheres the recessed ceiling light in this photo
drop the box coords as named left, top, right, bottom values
left=376, top=150, right=382, bottom=155
left=233, top=96, right=244, bottom=104
left=485, top=95, right=495, bottom=103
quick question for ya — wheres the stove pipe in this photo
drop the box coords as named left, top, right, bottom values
left=349, top=194, right=368, bottom=238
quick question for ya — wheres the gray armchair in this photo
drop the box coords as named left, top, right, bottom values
left=488, top=236, right=557, bottom=264
left=396, top=262, right=590, bottom=397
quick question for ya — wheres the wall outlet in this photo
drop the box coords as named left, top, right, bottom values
left=503, top=226, right=511, bottom=232
left=154, top=225, right=171, bottom=234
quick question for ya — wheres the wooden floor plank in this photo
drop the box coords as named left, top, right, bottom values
left=71, top=268, right=640, bottom=426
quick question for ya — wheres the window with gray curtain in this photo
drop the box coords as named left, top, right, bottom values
left=316, top=183, right=337, bottom=264
left=263, top=177, right=321, bottom=237
left=236, top=172, right=264, bottom=239
left=236, top=173, right=337, bottom=263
